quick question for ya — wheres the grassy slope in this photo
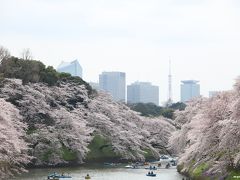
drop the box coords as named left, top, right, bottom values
left=85, top=135, right=121, bottom=162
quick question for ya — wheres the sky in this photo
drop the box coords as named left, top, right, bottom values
left=1, top=0, right=240, bottom=103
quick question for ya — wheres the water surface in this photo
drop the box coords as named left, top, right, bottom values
left=13, top=165, right=186, bottom=180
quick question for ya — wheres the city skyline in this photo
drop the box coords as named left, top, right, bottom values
left=1, top=0, right=240, bottom=102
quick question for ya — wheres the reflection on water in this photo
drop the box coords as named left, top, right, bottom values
left=12, top=165, right=186, bottom=180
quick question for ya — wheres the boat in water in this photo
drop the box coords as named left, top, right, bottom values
left=145, top=165, right=157, bottom=170
left=146, top=172, right=157, bottom=177
left=47, top=172, right=72, bottom=180
left=125, top=165, right=133, bottom=168
left=85, top=174, right=91, bottom=179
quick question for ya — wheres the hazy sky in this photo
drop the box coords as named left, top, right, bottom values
left=1, top=0, right=240, bottom=103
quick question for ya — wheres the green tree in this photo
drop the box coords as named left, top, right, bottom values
left=0, top=57, right=45, bottom=84
left=128, top=103, right=162, bottom=117
left=160, top=108, right=174, bottom=119
left=169, top=102, right=186, bottom=111
left=0, top=46, right=10, bottom=63
left=40, top=66, right=59, bottom=86
left=0, top=55, right=94, bottom=94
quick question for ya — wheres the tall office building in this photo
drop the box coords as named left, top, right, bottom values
left=181, top=80, right=200, bottom=102
left=127, top=82, right=159, bottom=105
left=57, top=59, right=83, bottom=78
left=99, top=71, right=126, bottom=102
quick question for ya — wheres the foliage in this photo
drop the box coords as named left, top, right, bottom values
left=142, top=148, right=155, bottom=161
left=169, top=77, right=240, bottom=178
left=226, top=170, right=240, bottom=180
left=192, top=163, right=209, bottom=178
left=0, top=56, right=45, bottom=84
left=26, top=126, right=37, bottom=135
left=0, top=78, right=175, bottom=176
left=40, top=66, right=59, bottom=86
left=61, top=145, right=77, bottom=162
left=128, top=102, right=185, bottom=119
left=86, top=135, right=120, bottom=162
left=0, top=46, right=176, bottom=179
left=0, top=46, right=10, bottom=63
left=42, top=150, right=54, bottom=161
left=161, top=108, right=174, bottom=119
left=169, top=102, right=186, bottom=111
left=0, top=56, right=94, bottom=95
left=0, top=99, right=31, bottom=179
left=128, top=103, right=162, bottom=117
left=177, top=163, right=184, bottom=172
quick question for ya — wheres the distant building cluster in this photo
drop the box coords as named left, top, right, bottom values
left=57, top=60, right=218, bottom=105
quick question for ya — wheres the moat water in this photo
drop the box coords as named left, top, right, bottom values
left=12, top=164, right=186, bottom=180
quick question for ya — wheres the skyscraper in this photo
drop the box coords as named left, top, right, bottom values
left=127, top=82, right=159, bottom=105
left=181, top=80, right=200, bottom=102
left=99, top=71, right=126, bottom=102
left=57, top=59, right=83, bottom=78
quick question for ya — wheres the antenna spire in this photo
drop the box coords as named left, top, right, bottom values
left=167, top=57, right=173, bottom=105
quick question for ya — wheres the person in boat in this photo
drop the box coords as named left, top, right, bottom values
left=148, top=171, right=150, bottom=175
left=166, top=163, right=170, bottom=168
left=85, top=174, right=90, bottom=178
left=151, top=171, right=153, bottom=175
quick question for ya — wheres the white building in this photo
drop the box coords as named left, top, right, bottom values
left=57, top=59, right=83, bottom=78
left=127, top=81, right=159, bottom=105
left=99, top=71, right=126, bottom=102
left=181, top=80, right=200, bottom=102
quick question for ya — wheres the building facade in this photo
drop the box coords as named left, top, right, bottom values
left=181, top=80, right=200, bottom=102
left=127, top=82, right=159, bottom=105
left=99, top=71, right=126, bottom=102
left=57, top=59, right=83, bottom=78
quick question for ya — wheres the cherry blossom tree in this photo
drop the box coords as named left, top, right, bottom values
left=0, top=98, right=30, bottom=179
left=169, top=78, right=240, bottom=178
left=0, top=78, right=175, bottom=179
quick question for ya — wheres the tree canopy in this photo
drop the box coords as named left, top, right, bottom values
left=0, top=56, right=94, bottom=94
left=128, top=102, right=186, bottom=119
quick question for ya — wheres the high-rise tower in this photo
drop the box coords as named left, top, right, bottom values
left=181, top=80, right=200, bottom=102
left=127, top=81, right=159, bottom=105
left=99, top=71, right=126, bottom=102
